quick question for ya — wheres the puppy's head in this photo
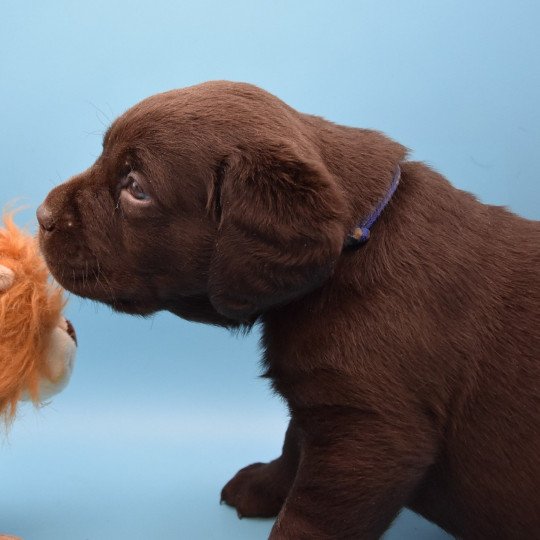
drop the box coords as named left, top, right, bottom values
left=38, top=82, right=346, bottom=325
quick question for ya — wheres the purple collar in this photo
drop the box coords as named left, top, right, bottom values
left=343, top=165, right=401, bottom=250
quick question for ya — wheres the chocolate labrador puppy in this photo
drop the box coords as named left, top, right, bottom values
left=37, top=81, right=539, bottom=539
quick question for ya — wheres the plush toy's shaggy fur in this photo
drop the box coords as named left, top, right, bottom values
left=0, top=213, right=64, bottom=420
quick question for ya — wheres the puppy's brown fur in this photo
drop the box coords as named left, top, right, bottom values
left=38, top=81, right=540, bottom=539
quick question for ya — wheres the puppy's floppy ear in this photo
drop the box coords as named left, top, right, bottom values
left=0, top=264, right=15, bottom=293
left=208, top=142, right=346, bottom=321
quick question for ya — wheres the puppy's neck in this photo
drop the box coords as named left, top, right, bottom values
left=303, top=114, right=408, bottom=234
left=261, top=119, right=412, bottom=340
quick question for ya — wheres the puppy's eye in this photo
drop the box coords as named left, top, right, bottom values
left=125, top=175, right=151, bottom=202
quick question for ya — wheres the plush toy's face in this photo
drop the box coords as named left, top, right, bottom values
left=32, top=315, right=77, bottom=400
left=0, top=263, right=76, bottom=403
left=0, top=215, right=77, bottom=419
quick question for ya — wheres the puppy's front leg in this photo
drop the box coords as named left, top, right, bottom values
left=270, top=410, right=436, bottom=540
left=221, top=419, right=301, bottom=517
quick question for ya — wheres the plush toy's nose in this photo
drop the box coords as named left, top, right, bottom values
left=36, top=204, right=55, bottom=232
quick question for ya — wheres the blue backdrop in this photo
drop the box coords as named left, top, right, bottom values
left=1, top=2, right=538, bottom=539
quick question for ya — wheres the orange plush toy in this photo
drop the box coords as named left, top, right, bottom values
left=0, top=212, right=76, bottom=422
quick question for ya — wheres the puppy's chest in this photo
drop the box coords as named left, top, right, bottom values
left=259, top=306, right=456, bottom=415
left=260, top=319, right=395, bottom=411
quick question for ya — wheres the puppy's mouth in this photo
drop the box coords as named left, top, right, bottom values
left=44, top=257, right=103, bottom=296
left=49, top=265, right=100, bottom=294
left=109, top=297, right=156, bottom=315
left=55, top=266, right=156, bottom=316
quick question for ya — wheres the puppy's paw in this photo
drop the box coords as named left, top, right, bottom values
left=221, top=460, right=291, bottom=518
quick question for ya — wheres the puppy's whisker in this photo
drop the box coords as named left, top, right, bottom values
left=83, top=129, right=106, bottom=139
left=105, top=102, right=115, bottom=119
left=96, top=260, right=116, bottom=302
left=85, top=100, right=111, bottom=128
left=96, top=270, right=111, bottom=298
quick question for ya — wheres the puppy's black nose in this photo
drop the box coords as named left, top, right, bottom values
left=37, top=204, right=55, bottom=232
